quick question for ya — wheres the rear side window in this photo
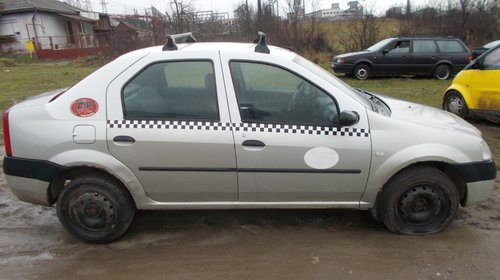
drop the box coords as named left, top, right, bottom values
left=122, top=61, right=219, bottom=120
left=436, top=40, right=466, bottom=53
left=413, top=40, right=437, bottom=53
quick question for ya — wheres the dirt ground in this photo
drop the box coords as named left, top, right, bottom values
left=0, top=124, right=499, bottom=280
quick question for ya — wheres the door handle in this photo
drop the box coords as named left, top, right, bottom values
left=242, top=140, right=265, bottom=147
left=113, top=135, right=136, bottom=143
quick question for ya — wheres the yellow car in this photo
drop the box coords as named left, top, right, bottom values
left=443, top=44, right=500, bottom=120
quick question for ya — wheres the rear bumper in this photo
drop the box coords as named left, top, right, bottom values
left=3, top=156, right=67, bottom=206
left=4, top=175, right=52, bottom=206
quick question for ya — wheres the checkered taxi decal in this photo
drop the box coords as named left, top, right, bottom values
left=107, top=120, right=370, bottom=137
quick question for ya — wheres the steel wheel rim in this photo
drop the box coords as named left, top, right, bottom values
left=396, top=185, right=447, bottom=229
left=436, top=66, right=449, bottom=79
left=69, top=191, right=117, bottom=232
left=356, top=66, right=368, bottom=79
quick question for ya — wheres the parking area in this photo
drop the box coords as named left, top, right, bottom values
left=1, top=121, right=499, bottom=280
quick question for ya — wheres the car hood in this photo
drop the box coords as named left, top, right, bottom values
left=382, top=96, right=481, bottom=136
left=335, top=51, right=370, bottom=59
left=8, top=88, right=68, bottom=110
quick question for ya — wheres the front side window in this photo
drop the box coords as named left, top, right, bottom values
left=413, top=40, right=437, bottom=53
left=230, top=61, right=339, bottom=125
left=387, top=40, right=410, bottom=54
left=483, top=48, right=500, bottom=70
left=122, top=61, right=218, bottom=120
left=436, top=40, right=466, bottom=53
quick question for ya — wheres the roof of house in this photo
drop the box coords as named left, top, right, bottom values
left=0, top=0, right=84, bottom=15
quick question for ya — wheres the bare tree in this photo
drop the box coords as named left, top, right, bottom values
left=234, top=1, right=255, bottom=35
left=339, top=3, right=383, bottom=52
left=165, top=0, right=194, bottom=33
left=398, top=0, right=498, bottom=46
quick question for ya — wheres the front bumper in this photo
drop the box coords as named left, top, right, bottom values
left=331, top=62, right=355, bottom=74
left=452, top=160, right=497, bottom=206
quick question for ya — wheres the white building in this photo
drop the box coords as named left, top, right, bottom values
left=307, top=3, right=342, bottom=19
left=0, top=0, right=107, bottom=55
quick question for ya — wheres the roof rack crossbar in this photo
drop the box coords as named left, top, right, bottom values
left=162, top=32, right=197, bottom=51
left=254, top=31, right=270, bottom=54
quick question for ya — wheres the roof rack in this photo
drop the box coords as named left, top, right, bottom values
left=254, top=31, right=270, bottom=54
left=162, top=32, right=197, bottom=51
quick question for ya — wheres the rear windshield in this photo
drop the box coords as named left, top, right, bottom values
left=436, top=40, right=466, bottom=53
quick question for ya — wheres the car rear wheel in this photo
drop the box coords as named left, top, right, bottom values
left=444, top=91, right=469, bottom=119
left=353, top=64, right=371, bottom=80
left=380, top=166, right=460, bottom=235
left=433, top=64, right=451, bottom=80
left=57, top=173, right=135, bottom=243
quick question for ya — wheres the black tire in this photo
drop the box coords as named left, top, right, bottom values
left=57, top=173, right=135, bottom=243
left=353, top=64, right=371, bottom=80
left=433, top=64, right=451, bottom=80
left=380, top=166, right=460, bottom=235
left=443, top=91, right=469, bottom=119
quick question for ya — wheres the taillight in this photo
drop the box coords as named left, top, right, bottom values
left=3, top=111, right=12, bottom=157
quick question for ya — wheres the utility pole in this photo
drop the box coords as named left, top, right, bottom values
left=257, top=0, right=262, bottom=28
left=101, top=0, right=108, bottom=14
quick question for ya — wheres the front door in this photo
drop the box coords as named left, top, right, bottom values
left=106, top=54, right=237, bottom=202
left=222, top=58, right=372, bottom=204
left=373, top=40, right=411, bottom=75
left=470, top=47, right=500, bottom=111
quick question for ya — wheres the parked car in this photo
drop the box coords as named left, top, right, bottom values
left=443, top=44, right=500, bottom=120
left=3, top=33, right=496, bottom=243
left=471, top=39, right=500, bottom=59
left=331, top=37, right=471, bottom=80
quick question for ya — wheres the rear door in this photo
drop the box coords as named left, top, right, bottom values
left=410, top=39, right=439, bottom=75
left=220, top=51, right=372, bottom=205
left=106, top=52, right=237, bottom=202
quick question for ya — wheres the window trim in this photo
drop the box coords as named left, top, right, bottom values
left=229, top=59, right=341, bottom=127
left=121, top=59, right=221, bottom=122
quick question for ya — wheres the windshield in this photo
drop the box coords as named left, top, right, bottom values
left=293, top=55, right=372, bottom=108
left=366, top=38, right=394, bottom=52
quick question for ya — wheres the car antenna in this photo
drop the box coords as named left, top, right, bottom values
left=162, top=32, right=197, bottom=51
left=254, top=31, right=270, bottom=54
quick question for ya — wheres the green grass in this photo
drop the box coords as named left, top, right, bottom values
left=339, top=76, right=450, bottom=108
left=0, top=62, right=97, bottom=111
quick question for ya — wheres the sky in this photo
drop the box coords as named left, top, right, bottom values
left=84, top=0, right=431, bottom=16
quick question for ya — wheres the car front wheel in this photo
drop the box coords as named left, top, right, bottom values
left=57, top=173, right=136, bottom=243
left=444, top=91, right=469, bottom=119
left=380, top=166, right=460, bottom=235
left=433, top=64, right=451, bottom=80
left=353, top=64, right=371, bottom=80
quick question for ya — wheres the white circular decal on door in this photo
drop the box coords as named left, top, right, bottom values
left=304, top=147, right=340, bottom=169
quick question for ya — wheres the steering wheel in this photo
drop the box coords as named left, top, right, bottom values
left=287, top=81, right=307, bottom=112
left=317, top=101, right=338, bottom=124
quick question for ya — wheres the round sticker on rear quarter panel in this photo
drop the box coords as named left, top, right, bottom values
left=70, top=98, right=99, bottom=117
left=304, top=147, right=339, bottom=169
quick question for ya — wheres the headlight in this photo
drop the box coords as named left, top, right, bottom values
left=337, top=58, right=346, bottom=64
left=480, top=141, right=492, bottom=161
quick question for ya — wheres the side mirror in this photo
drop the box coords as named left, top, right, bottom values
left=382, top=49, right=389, bottom=55
left=339, top=111, right=359, bottom=126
